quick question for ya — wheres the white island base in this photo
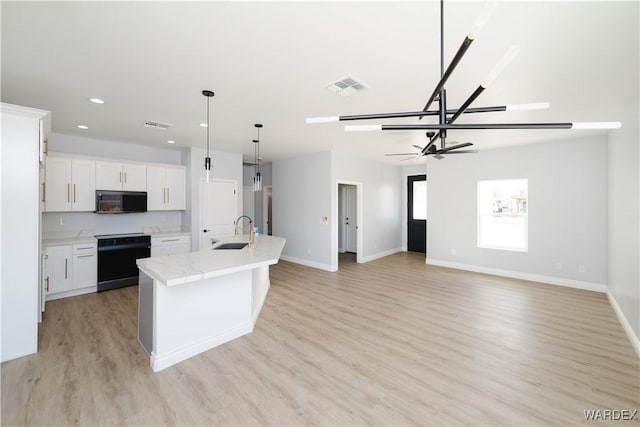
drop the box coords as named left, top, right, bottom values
left=137, top=235, right=285, bottom=372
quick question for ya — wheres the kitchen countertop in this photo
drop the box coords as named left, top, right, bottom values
left=42, top=234, right=97, bottom=247
left=144, top=226, right=191, bottom=238
left=136, top=234, right=286, bottom=287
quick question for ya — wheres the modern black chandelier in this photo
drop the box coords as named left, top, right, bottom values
left=306, top=0, right=621, bottom=158
left=253, top=123, right=263, bottom=192
left=202, top=89, right=215, bottom=181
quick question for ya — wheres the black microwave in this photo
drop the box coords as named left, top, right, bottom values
left=95, top=191, right=147, bottom=213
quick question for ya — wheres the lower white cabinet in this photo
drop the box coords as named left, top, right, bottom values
left=45, top=242, right=97, bottom=300
left=45, top=245, right=72, bottom=294
left=72, top=243, right=97, bottom=290
left=151, top=235, right=191, bottom=257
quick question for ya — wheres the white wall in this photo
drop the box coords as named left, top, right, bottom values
left=402, top=164, right=428, bottom=250
left=184, top=147, right=243, bottom=250
left=43, top=132, right=185, bottom=236
left=272, top=152, right=333, bottom=270
left=49, top=132, right=182, bottom=165
left=607, top=94, right=639, bottom=350
left=427, top=136, right=608, bottom=289
left=332, top=151, right=403, bottom=266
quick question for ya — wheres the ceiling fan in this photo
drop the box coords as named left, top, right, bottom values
left=306, top=0, right=621, bottom=157
left=386, top=132, right=478, bottom=160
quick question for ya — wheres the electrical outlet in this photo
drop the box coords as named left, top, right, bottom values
left=59, top=217, right=64, bottom=225
left=307, top=248, right=312, bottom=255
left=578, top=264, right=586, bottom=273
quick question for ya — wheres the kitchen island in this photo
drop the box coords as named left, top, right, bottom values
left=136, top=234, right=285, bottom=372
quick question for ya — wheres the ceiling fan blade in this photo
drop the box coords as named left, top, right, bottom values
left=438, top=142, right=474, bottom=153
left=385, top=153, right=419, bottom=156
left=400, top=156, right=417, bottom=161
left=411, top=144, right=424, bottom=150
left=440, top=150, right=479, bottom=154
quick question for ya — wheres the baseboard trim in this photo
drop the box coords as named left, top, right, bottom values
left=360, top=247, right=404, bottom=263
left=280, top=255, right=337, bottom=272
left=425, top=258, right=607, bottom=293
left=46, top=286, right=97, bottom=301
left=150, top=322, right=252, bottom=372
left=607, top=290, right=640, bottom=358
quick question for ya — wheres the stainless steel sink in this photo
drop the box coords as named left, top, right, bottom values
left=213, top=242, right=248, bottom=250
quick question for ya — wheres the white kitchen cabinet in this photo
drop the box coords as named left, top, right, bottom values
left=44, top=156, right=96, bottom=212
left=151, top=235, right=191, bottom=257
left=72, top=243, right=97, bottom=290
left=147, top=165, right=186, bottom=210
left=96, top=161, right=146, bottom=191
left=45, top=245, right=73, bottom=294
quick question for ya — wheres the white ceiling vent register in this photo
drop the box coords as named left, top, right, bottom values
left=325, top=75, right=368, bottom=97
left=144, top=120, right=172, bottom=130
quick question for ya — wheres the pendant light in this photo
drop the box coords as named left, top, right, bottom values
left=253, top=123, right=263, bottom=192
left=202, top=89, right=214, bottom=182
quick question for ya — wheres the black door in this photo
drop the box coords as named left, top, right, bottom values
left=408, top=175, right=427, bottom=253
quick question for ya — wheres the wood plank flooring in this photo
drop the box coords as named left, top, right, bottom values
left=2, top=252, right=638, bottom=426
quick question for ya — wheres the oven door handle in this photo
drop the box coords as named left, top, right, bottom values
left=98, top=243, right=151, bottom=252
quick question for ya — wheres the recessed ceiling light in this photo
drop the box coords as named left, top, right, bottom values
left=77, top=125, right=89, bottom=130
left=199, top=123, right=208, bottom=128
left=89, top=98, right=104, bottom=104
left=167, top=140, right=175, bottom=144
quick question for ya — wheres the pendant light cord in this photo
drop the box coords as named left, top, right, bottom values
left=206, top=97, right=210, bottom=158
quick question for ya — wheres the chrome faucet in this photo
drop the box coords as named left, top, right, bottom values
left=234, top=215, right=255, bottom=247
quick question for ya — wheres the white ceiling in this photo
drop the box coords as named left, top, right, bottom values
left=2, top=1, right=638, bottom=165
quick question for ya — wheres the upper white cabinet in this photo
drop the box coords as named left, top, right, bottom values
left=96, top=161, right=146, bottom=191
left=147, top=165, right=186, bottom=210
left=45, top=156, right=96, bottom=212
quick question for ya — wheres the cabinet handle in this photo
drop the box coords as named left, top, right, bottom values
left=161, top=238, right=180, bottom=242
left=64, top=258, right=68, bottom=279
left=67, top=184, right=70, bottom=202
left=45, top=277, right=49, bottom=292
left=77, top=254, right=93, bottom=258
left=124, top=172, right=127, bottom=183
left=163, top=188, right=167, bottom=203
left=42, top=183, right=46, bottom=203
left=76, top=246, right=93, bottom=250
left=73, top=184, right=77, bottom=203
left=120, top=171, right=122, bottom=183
left=167, top=188, right=170, bottom=204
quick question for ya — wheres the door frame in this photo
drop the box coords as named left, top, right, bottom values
left=332, top=180, right=363, bottom=268
left=262, top=185, right=272, bottom=235
left=407, top=174, right=427, bottom=254
left=402, top=170, right=427, bottom=252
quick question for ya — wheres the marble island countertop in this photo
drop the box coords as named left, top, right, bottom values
left=136, top=234, right=286, bottom=287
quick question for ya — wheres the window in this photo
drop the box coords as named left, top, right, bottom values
left=477, top=179, right=528, bottom=251
left=412, top=180, right=427, bottom=220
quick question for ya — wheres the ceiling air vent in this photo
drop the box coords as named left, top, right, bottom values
left=144, top=120, right=172, bottom=130
left=325, top=75, right=368, bottom=97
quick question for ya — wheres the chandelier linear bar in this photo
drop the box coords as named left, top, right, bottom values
left=306, top=102, right=549, bottom=123
left=345, top=122, right=622, bottom=131
left=304, top=0, right=621, bottom=159
left=202, top=89, right=215, bottom=181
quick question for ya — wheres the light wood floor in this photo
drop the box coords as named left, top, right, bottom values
left=2, top=252, right=638, bottom=426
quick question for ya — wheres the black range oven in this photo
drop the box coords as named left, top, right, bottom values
left=95, top=233, right=151, bottom=292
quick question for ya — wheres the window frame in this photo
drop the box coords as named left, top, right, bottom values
left=477, top=179, right=528, bottom=252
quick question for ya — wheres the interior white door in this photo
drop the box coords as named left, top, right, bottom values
left=199, top=180, right=238, bottom=250
left=345, top=186, right=357, bottom=253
